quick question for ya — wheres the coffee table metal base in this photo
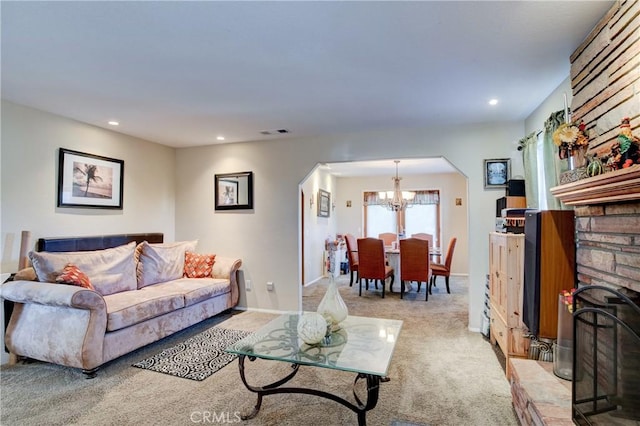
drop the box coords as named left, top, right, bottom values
left=238, top=355, right=387, bottom=426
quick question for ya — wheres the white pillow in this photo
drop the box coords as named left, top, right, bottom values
left=136, top=240, right=197, bottom=288
left=29, top=242, right=137, bottom=295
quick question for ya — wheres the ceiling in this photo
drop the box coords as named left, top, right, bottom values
left=1, top=1, right=614, bottom=151
left=324, top=157, right=458, bottom=177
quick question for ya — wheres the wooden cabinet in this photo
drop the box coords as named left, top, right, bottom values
left=489, top=232, right=529, bottom=378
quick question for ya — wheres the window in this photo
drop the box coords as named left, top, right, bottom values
left=364, top=190, right=440, bottom=247
left=405, top=204, right=439, bottom=246
left=366, top=205, right=397, bottom=238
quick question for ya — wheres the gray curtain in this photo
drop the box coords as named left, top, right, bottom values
left=542, top=110, right=567, bottom=210
left=519, top=132, right=539, bottom=208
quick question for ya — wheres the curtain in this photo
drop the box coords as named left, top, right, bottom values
left=542, top=110, right=567, bottom=210
left=519, top=131, right=539, bottom=208
left=363, top=190, right=439, bottom=206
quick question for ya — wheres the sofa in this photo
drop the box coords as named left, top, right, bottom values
left=1, top=233, right=242, bottom=378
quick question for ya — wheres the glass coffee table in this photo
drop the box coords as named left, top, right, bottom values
left=226, top=313, right=402, bottom=426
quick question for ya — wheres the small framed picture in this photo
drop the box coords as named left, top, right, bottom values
left=483, top=158, right=511, bottom=189
left=214, top=171, right=253, bottom=211
left=318, top=189, right=330, bottom=217
left=58, top=148, right=124, bottom=209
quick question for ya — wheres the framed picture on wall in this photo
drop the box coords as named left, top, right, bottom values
left=483, top=158, right=511, bottom=189
left=214, top=171, right=254, bottom=210
left=57, top=148, right=124, bottom=209
left=318, top=189, right=330, bottom=217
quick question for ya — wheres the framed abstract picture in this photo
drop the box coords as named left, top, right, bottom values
left=58, top=148, right=124, bottom=209
left=483, top=158, right=511, bottom=189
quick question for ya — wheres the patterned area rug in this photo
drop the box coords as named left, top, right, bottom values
left=133, top=327, right=252, bottom=381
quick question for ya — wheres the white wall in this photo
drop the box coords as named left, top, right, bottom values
left=0, top=101, right=177, bottom=270
left=334, top=171, right=468, bottom=274
left=301, top=167, right=338, bottom=285
left=0, top=100, right=524, bottom=347
left=175, top=121, right=524, bottom=330
left=0, top=101, right=177, bottom=362
left=525, top=77, right=572, bottom=135
left=0, top=75, right=596, bottom=365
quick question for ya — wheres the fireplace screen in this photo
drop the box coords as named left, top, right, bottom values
left=572, top=286, right=640, bottom=425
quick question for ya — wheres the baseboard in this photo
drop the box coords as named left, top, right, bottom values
left=303, top=276, right=324, bottom=287
left=233, top=306, right=289, bottom=315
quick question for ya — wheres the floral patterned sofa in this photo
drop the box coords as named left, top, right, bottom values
left=1, top=233, right=242, bottom=377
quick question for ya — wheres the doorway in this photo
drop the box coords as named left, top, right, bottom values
left=299, top=157, right=469, bottom=290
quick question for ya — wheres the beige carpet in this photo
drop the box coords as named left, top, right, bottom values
left=0, top=275, right=518, bottom=425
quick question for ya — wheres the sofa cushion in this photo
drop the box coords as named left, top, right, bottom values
left=55, top=264, right=94, bottom=290
left=144, top=278, right=230, bottom=307
left=103, top=287, right=185, bottom=332
left=136, top=240, right=197, bottom=288
left=29, top=242, right=137, bottom=296
left=183, top=251, right=216, bottom=278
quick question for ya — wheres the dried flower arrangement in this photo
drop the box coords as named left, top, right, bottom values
left=553, top=121, right=589, bottom=160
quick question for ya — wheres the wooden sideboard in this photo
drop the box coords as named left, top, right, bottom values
left=488, top=232, right=529, bottom=378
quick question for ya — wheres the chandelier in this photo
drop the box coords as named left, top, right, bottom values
left=379, top=160, right=415, bottom=211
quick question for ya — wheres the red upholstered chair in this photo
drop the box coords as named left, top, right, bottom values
left=411, top=233, right=433, bottom=249
left=430, top=237, right=457, bottom=294
left=378, top=232, right=397, bottom=247
left=357, top=238, right=394, bottom=298
left=400, top=238, right=432, bottom=301
left=344, top=233, right=359, bottom=287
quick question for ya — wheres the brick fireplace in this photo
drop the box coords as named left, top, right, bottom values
left=574, top=202, right=640, bottom=294
left=551, top=166, right=640, bottom=297
left=551, top=165, right=640, bottom=424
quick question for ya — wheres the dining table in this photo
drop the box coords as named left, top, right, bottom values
left=384, top=245, right=441, bottom=292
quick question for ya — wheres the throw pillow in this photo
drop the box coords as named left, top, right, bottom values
left=55, top=263, right=94, bottom=290
left=29, top=242, right=137, bottom=296
left=136, top=240, right=198, bottom=288
left=183, top=251, right=216, bottom=278
left=14, top=267, right=37, bottom=281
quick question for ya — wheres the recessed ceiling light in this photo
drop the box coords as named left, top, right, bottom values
left=108, top=121, right=119, bottom=126
left=216, top=136, right=225, bottom=141
left=488, top=99, right=498, bottom=106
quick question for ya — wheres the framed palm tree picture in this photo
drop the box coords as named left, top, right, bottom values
left=58, top=148, right=124, bottom=209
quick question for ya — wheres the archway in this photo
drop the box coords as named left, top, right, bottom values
left=298, top=157, right=469, bottom=310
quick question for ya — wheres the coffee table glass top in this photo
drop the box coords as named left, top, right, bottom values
left=226, top=313, right=402, bottom=377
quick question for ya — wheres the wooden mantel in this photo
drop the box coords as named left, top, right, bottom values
left=550, top=165, right=640, bottom=206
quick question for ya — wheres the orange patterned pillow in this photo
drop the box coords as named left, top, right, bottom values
left=55, top=263, right=94, bottom=290
left=183, top=251, right=216, bottom=278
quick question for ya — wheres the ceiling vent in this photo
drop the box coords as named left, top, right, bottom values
left=260, top=129, right=290, bottom=135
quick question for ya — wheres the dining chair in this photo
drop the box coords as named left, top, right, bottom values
left=430, top=237, right=457, bottom=294
left=344, top=233, right=359, bottom=287
left=400, top=237, right=431, bottom=301
left=357, top=238, right=394, bottom=298
left=378, top=232, right=397, bottom=247
left=411, top=233, right=433, bottom=248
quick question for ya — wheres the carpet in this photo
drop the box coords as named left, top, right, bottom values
left=132, top=327, right=251, bottom=381
left=2, top=278, right=519, bottom=425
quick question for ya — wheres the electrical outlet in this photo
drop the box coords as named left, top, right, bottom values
left=245, top=280, right=251, bottom=291
left=266, top=281, right=274, bottom=291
